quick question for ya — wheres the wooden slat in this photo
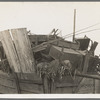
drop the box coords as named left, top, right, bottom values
left=17, top=73, right=42, bottom=83
left=82, top=53, right=90, bottom=74
left=0, top=76, right=16, bottom=88
left=56, top=83, right=78, bottom=88
left=11, top=28, right=35, bottom=73
left=90, top=41, right=98, bottom=52
left=20, top=83, right=43, bottom=93
left=51, top=81, right=56, bottom=93
left=29, top=35, right=47, bottom=43
left=0, top=70, right=13, bottom=78
left=0, top=71, right=21, bottom=94
left=55, top=87, right=73, bottom=93
left=52, top=40, right=79, bottom=50
left=21, top=90, right=39, bottom=94
left=76, top=73, right=100, bottom=80
left=33, top=45, right=47, bottom=52
left=0, top=74, right=14, bottom=81
left=76, top=78, right=94, bottom=93
left=0, top=84, right=17, bottom=94
left=73, top=78, right=85, bottom=93
left=51, top=76, right=75, bottom=93
left=0, top=30, right=21, bottom=72
left=42, top=75, right=49, bottom=93
left=13, top=73, right=21, bottom=93
left=94, top=79, right=100, bottom=93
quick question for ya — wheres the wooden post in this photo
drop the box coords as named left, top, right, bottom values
left=42, top=74, right=49, bottom=93
left=73, top=9, right=76, bottom=42
left=50, top=80, right=56, bottom=93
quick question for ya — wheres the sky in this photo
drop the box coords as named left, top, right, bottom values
left=0, top=2, right=100, bottom=55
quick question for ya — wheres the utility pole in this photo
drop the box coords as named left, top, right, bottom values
left=73, top=9, right=76, bottom=42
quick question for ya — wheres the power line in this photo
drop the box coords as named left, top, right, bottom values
left=62, top=23, right=100, bottom=39
left=64, top=28, right=100, bottom=39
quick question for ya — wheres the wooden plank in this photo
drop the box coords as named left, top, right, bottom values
left=56, top=83, right=78, bottom=88
left=29, top=35, right=47, bottom=43
left=19, top=79, right=42, bottom=85
left=13, top=73, right=21, bottom=93
left=0, top=71, right=43, bottom=94
left=76, top=73, right=100, bottom=80
left=73, top=78, right=85, bottom=93
left=20, top=83, right=43, bottom=93
left=51, top=81, right=56, bottom=93
left=52, top=40, right=79, bottom=50
left=0, top=70, right=13, bottom=78
left=76, top=78, right=94, bottom=93
left=11, top=28, right=35, bottom=73
left=93, top=79, right=95, bottom=93
left=82, top=53, right=90, bottom=74
left=90, top=41, right=98, bottom=52
left=0, top=74, right=14, bottom=81
left=19, top=79, right=43, bottom=85
left=21, top=90, right=42, bottom=94
left=21, top=90, right=38, bottom=94
left=17, top=73, right=42, bottom=83
left=51, top=75, right=75, bottom=93
left=0, top=84, right=17, bottom=94
left=33, top=45, right=47, bottom=52
left=0, top=30, right=21, bottom=72
left=94, top=79, right=100, bottom=93
left=0, top=71, right=21, bottom=94
left=55, top=87, right=73, bottom=93
left=0, top=76, right=16, bottom=88
left=56, top=75, right=74, bottom=83
left=42, top=75, right=49, bottom=93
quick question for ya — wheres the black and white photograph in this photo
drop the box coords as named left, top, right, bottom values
left=0, top=2, right=99, bottom=95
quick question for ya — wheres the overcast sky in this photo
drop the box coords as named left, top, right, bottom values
left=0, top=2, right=100, bottom=55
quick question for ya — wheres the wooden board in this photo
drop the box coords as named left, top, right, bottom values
left=0, top=76, right=16, bottom=88
left=0, top=71, right=18, bottom=93
left=11, top=28, right=35, bottom=73
left=0, top=70, right=44, bottom=94
left=55, top=87, right=73, bottom=93
left=82, top=53, right=90, bottom=74
left=20, top=83, right=43, bottom=93
left=29, top=35, right=47, bottom=43
left=0, top=85, right=17, bottom=94
left=52, top=40, right=79, bottom=50
left=76, top=78, right=94, bottom=93
left=50, top=75, right=75, bottom=93
left=21, top=90, right=39, bottom=94
left=94, top=79, right=100, bottom=93
left=0, top=30, right=21, bottom=72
